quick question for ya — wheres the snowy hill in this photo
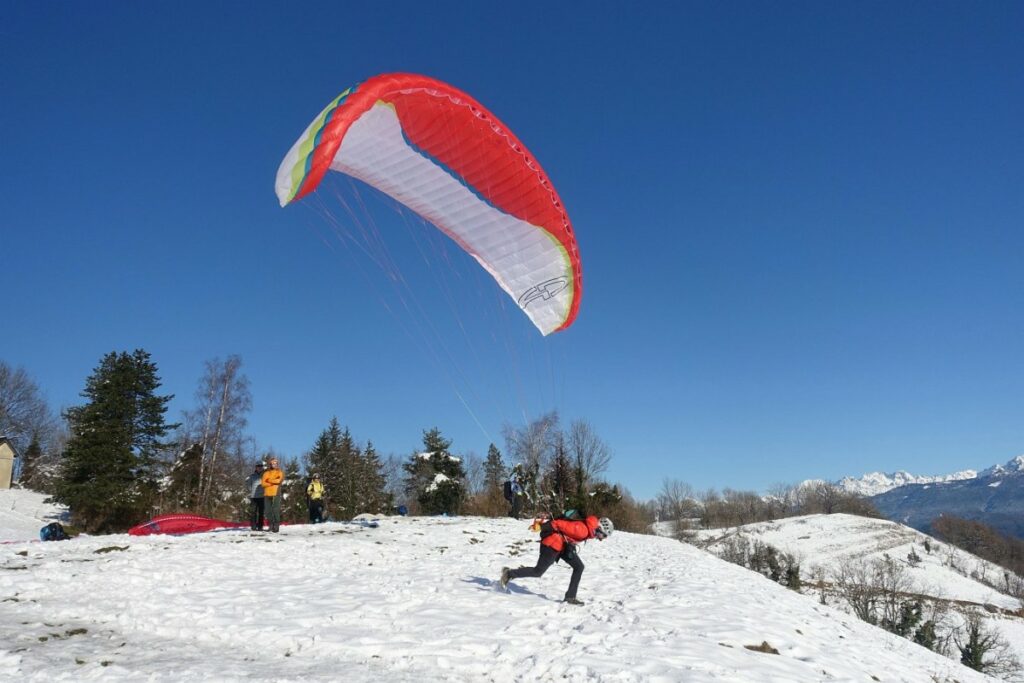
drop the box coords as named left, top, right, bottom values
left=0, top=491, right=994, bottom=682
left=694, top=514, right=1024, bottom=677
left=696, top=514, right=1020, bottom=611
left=0, top=488, right=67, bottom=541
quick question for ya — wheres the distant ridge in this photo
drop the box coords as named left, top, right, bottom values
left=835, top=469, right=978, bottom=497
left=832, top=455, right=1024, bottom=539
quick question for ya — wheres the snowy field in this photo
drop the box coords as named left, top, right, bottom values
left=0, top=491, right=993, bottom=682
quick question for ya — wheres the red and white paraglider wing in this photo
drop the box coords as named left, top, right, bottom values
left=275, top=73, right=581, bottom=335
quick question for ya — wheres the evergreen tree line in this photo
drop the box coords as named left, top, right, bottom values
left=3, top=350, right=397, bottom=531
left=0, top=353, right=880, bottom=538
left=3, top=352, right=656, bottom=534
left=307, top=417, right=391, bottom=521
left=397, top=417, right=653, bottom=535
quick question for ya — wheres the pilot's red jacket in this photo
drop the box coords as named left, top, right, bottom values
left=541, top=515, right=600, bottom=553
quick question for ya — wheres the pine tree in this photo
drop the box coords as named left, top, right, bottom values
left=333, top=427, right=361, bottom=520
left=280, top=456, right=307, bottom=523
left=403, top=427, right=466, bottom=515
left=17, top=434, right=43, bottom=490
left=307, top=419, right=384, bottom=521
left=914, top=619, right=938, bottom=652
left=53, top=350, right=177, bottom=532
left=469, top=442, right=509, bottom=517
left=308, top=417, right=343, bottom=483
left=483, top=443, right=506, bottom=493
left=357, top=440, right=391, bottom=515
left=163, top=443, right=203, bottom=510
left=542, top=436, right=575, bottom=513
left=308, top=418, right=345, bottom=519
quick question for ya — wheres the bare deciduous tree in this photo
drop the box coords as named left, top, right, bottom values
left=657, top=478, right=701, bottom=538
left=0, top=361, right=57, bottom=458
left=181, top=355, right=252, bottom=509
left=566, top=419, right=610, bottom=494
left=805, top=481, right=844, bottom=514
left=765, top=482, right=799, bottom=519
left=461, top=450, right=484, bottom=496
left=832, top=559, right=884, bottom=623
left=379, top=453, right=408, bottom=506
left=502, top=411, right=560, bottom=506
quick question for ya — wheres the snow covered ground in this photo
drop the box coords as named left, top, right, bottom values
left=0, top=488, right=67, bottom=541
left=0, top=491, right=994, bottom=682
left=694, top=514, right=1021, bottom=611
left=691, top=514, right=1024, bottom=677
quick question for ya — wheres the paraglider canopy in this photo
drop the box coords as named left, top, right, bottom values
left=276, top=73, right=582, bottom=336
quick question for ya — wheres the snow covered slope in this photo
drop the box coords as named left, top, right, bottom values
left=0, top=488, right=67, bottom=542
left=695, top=514, right=1024, bottom=676
left=697, top=514, right=1020, bottom=611
left=0, top=493, right=991, bottom=682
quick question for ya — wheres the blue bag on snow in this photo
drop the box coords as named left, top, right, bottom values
left=40, top=522, right=69, bottom=541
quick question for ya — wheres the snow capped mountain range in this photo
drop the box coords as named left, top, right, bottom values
left=979, top=454, right=1024, bottom=479
left=835, top=455, right=1024, bottom=497
left=836, top=469, right=978, bottom=497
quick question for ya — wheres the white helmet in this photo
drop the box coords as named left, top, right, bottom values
left=597, top=517, right=614, bottom=538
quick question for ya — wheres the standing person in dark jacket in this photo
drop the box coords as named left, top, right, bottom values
left=500, top=515, right=613, bottom=605
left=503, top=464, right=527, bottom=519
left=261, top=457, right=285, bottom=533
left=247, top=462, right=266, bottom=531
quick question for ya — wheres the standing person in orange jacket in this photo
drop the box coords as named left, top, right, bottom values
left=261, top=457, right=285, bottom=533
left=500, top=515, right=613, bottom=605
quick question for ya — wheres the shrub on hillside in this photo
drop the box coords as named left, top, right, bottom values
left=955, top=610, right=1021, bottom=678
left=715, top=535, right=802, bottom=591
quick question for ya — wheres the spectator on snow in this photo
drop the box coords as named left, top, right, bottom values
left=503, top=464, right=527, bottom=519
left=500, top=515, right=613, bottom=606
left=247, top=462, right=266, bottom=531
left=261, top=457, right=285, bottom=533
left=306, top=473, right=325, bottom=523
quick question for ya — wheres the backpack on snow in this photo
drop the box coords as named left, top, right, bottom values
left=40, top=522, right=70, bottom=542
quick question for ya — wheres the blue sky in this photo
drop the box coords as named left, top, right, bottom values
left=3, top=2, right=1022, bottom=498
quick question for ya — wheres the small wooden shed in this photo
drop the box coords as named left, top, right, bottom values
left=0, top=437, right=17, bottom=489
